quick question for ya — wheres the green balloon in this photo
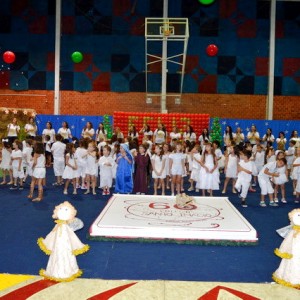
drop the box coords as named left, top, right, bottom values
left=71, top=51, right=83, bottom=63
left=199, top=0, right=215, bottom=5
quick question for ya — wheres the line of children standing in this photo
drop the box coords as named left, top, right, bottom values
left=1, top=129, right=299, bottom=208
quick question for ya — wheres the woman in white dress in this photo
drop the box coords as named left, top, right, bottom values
left=139, top=124, right=153, bottom=139
left=113, top=127, right=124, bottom=143
left=128, top=125, right=139, bottom=139
left=233, top=127, right=244, bottom=145
left=262, top=128, right=275, bottom=148
left=58, top=121, right=72, bottom=144
left=153, top=123, right=167, bottom=145
left=81, top=121, right=95, bottom=140
left=198, top=128, right=210, bottom=150
left=290, top=130, right=300, bottom=149
left=247, top=125, right=260, bottom=147
left=169, top=126, right=181, bottom=147
left=95, top=122, right=107, bottom=143
left=7, top=117, right=20, bottom=144
left=42, top=121, right=56, bottom=143
left=24, top=116, right=37, bottom=138
left=223, top=126, right=234, bottom=150
left=276, top=131, right=287, bottom=151
left=183, top=125, right=196, bottom=143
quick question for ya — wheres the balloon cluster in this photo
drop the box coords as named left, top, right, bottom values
left=113, top=111, right=210, bottom=144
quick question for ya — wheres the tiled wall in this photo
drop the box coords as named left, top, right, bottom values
left=0, top=0, right=299, bottom=95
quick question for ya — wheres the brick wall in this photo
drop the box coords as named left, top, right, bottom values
left=0, top=89, right=299, bottom=120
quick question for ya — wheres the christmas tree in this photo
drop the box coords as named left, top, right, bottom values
left=210, top=117, right=222, bottom=146
left=103, top=115, right=113, bottom=139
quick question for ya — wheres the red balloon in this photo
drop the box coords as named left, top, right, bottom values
left=206, top=44, right=218, bottom=57
left=3, top=51, right=16, bottom=64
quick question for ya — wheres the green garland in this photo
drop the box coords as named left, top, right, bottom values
left=103, top=114, right=113, bottom=139
left=210, top=117, right=223, bottom=146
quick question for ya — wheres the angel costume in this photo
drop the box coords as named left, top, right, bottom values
left=38, top=220, right=89, bottom=282
left=273, top=225, right=300, bottom=288
left=198, top=154, right=220, bottom=190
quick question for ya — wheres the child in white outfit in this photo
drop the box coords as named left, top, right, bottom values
left=285, top=140, right=296, bottom=175
left=273, top=151, right=288, bottom=203
left=10, top=140, right=24, bottom=190
left=22, top=139, right=33, bottom=184
left=252, top=144, right=265, bottom=187
left=63, top=143, right=77, bottom=195
left=51, top=134, right=66, bottom=185
left=258, top=158, right=287, bottom=207
left=293, top=148, right=300, bottom=203
left=189, top=145, right=201, bottom=192
left=29, top=142, right=46, bottom=202
left=151, top=145, right=166, bottom=195
left=222, top=145, right=238, bottom=194
left=75, top=139, right=88, bottom=189
left=169, top=143, right=185, bottom=196
left=98, top=145, right=115, bottom=195
left=235, top=150, right=253, bottom=207
left=198, top=143, right=219, bottom=196
left=0, top=141, right=13, bottom=185
left=85, top=141, right=98, bottom=195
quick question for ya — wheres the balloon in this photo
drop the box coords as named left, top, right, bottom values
left=206, top=44, right=218, bottom=56
left=199, top=0, right=215, bottom=5
left=3, top=51, right=16, bottom=64
left=71, top=51, right=83, bottom=63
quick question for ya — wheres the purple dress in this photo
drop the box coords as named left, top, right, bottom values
left=133, top=153, right=150, bottom=194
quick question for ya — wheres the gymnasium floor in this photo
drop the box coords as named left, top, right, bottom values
left=0, top=168, right=300, bottom=299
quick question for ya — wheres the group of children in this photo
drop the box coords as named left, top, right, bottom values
left=205, top=137, right=300, bottom=207
left=0, top=138, right=45, bottom=201
left=0, top=124, right=299, bottom=208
